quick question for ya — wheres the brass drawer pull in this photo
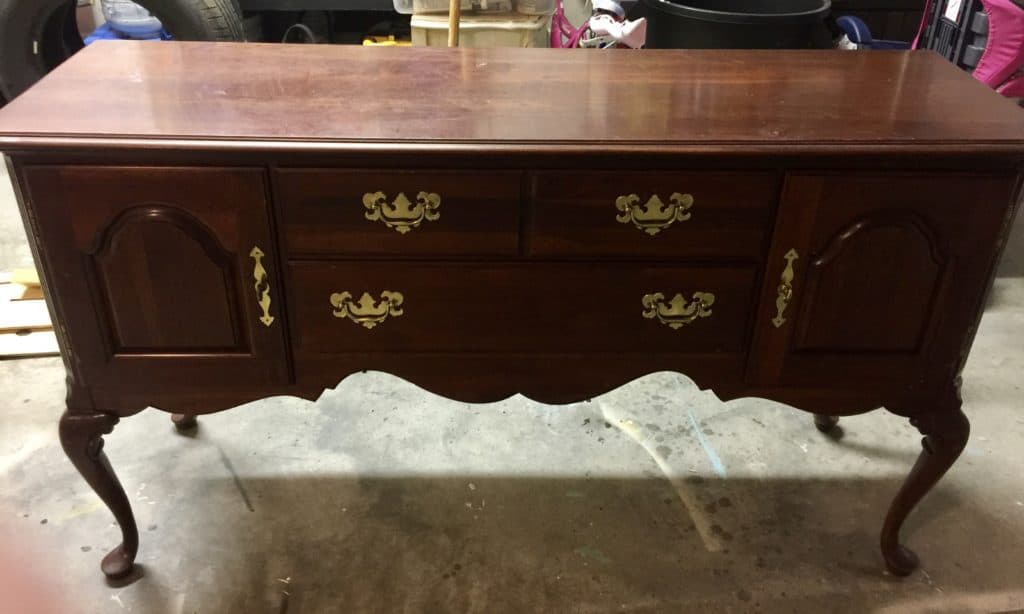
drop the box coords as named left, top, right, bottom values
left=642, top=292, right=715, bottom=329
left=615, top=192, right=694, bottom=236
left=249, top=246, right=275, bottom=327
left=772, top=248, right=799, bottom=328
left=363, top=191, right=441, bottom=234
left=330, top=291, right=404, bottom=329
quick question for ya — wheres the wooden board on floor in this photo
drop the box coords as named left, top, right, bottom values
left=0, top=297, right=50, bottom=332
left=0, top=269, right=55, bottom=356
left=0, top=329, right=59, bottom=357
left=0, top=268, right=44, bottom=301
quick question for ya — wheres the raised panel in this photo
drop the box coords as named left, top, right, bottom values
left=792, top=213, right=945, bottom=353
left=748, top=171, right=1018, bottom=390
left=92, top=207, right=243, bottom=352
left=18, top=165, right=290, bottom=389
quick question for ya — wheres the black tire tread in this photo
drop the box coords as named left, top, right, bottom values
left=0, top=0, right=244, bottom=100
left=137, top=0, right=245, bottom=42
left=196, top=0, right=246, bottom=41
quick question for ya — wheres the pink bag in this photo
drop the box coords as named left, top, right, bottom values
left=972, top=0, right=1024, bottom=95
left=914, top=0, right=1024, bottom=96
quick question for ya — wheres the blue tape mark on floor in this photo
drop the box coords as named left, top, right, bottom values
left=688, top=410, right=727, bottom=478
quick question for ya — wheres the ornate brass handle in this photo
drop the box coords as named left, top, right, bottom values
left=771, top=248, right=799, bottom=328
left=249, top=246, right=274, bottom=327
left=615, top=192, right=694, bottom=236
left=330, top=291, right=404, bottom=329
left=363, top=191, right=441, bottom=234
left=642, top=292, right=715, bottom=329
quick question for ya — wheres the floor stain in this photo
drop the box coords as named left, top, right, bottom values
left=217, top=445, right=255, bottom=512
left=710, top=524, right=734, bottom=541
left=575, top=544, right=612, bottom=565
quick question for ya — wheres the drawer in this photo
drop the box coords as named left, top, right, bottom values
left=290, top=262, right=757, bottom=354
left=530, top=171, right=779, bottom=259
left=276, top=169, right=521, bottom=257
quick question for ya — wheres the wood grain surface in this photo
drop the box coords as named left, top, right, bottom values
left=0, top=42, right=1022, bottom=149
left=277, top=168, right=521, bottom=257
left=289, top=261, right=757, bottom=354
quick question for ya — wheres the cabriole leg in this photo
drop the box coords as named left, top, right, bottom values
left=58, top=411, right=139, bottom=579
left=880, top=405, right=969, bottom=576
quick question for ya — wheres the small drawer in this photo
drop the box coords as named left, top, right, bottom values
left=530, top=171, right=779, bottom=259
left=276, top=169, right=521, bottom=257
left=290, top=261, right=756, bottom=354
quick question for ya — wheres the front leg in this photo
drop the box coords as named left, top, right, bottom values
left=59, top=411, right=139, bottom=579
left=880, top=402, right=969, bottom=576
left=813, top=414, right=839, bottom=433
left=171, top=413, right=198, bottom=431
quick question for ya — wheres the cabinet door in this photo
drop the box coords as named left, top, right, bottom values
left=22, top=166, right=288, bottom=391
left=747, top=172, right=1017, bottom=392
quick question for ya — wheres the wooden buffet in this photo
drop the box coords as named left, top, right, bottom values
left=0, top=41, right=1021, bottom=580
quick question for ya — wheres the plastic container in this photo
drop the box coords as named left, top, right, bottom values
left=516, top=0, right=556, bottom=15
left=100, top=0, right=163, bottom=39
left=642, top=0, right=831, bottom=49
left=394, top=0, right=552, bottom=14
left=411, top=13, right=550, bottom=47
left=85, top=21, right=170, bottom=43
left=394, top=0, right=511, bottom=13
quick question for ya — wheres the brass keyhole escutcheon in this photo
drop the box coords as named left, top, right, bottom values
left=772, top=248, right=799, bottom=328
left=249, top=246, right=274, bottom=327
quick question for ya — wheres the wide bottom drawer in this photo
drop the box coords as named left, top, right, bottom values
left=290, top=262, right=757, bottom=354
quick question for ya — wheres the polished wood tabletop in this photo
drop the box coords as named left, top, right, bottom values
left=1, top=41, right=1022, bottom=150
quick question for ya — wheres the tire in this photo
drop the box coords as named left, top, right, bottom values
left=0, top=0, right=243, bottom=100
left=143, top=0, right=245, bottom=44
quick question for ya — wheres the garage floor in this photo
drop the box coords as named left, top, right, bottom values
left=1, top=161, right=1023, bottom=613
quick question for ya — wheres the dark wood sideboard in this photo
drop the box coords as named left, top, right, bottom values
left=1, top=41, right=1022, bottom=580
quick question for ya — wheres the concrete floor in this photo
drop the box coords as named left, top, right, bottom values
left=1, top=160, right=1023, bottom=614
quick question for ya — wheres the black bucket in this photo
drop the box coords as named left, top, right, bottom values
left=643, top=0, right=832, bottom=49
